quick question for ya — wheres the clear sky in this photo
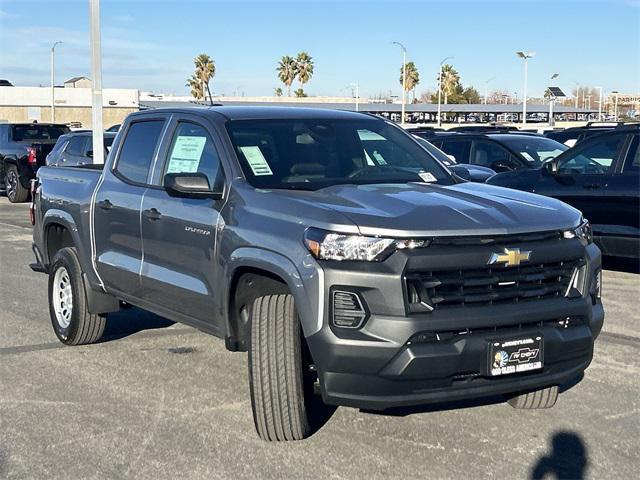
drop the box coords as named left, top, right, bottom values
left=1, top=0, right=639, bottom=99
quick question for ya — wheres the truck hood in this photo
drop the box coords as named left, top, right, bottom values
left=286, top=182, right=582, bottom=237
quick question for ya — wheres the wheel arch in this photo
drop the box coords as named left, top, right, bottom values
left=225, top=247, right=318, bottom=352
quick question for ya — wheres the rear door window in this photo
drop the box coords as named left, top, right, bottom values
left=65, top=136, right=87, bottom=156
left=115, top=120, right=165, bottom=184
left=440, top=139, right=471, bottom=164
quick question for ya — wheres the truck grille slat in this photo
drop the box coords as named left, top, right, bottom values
left=406, top=259, right=583, bottom=310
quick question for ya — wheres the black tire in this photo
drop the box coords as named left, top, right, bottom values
left=6, top=165, right=29, bottom=203
left=507, top=385, right=558, bottom=409
left=48, top=247, right=106, bottom=345
left=248, top=294, right=312, bottom=441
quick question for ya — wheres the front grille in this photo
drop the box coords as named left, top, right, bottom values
left=406, top=259, right=584, bottom=311
left=429, top=230, right=562, bottom=247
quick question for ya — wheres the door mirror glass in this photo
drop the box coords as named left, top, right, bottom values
left=164, top=172, right=223, bottom=198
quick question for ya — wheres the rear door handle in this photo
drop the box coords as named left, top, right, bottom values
left=97, top=199, right=113, bottom=210
left=143, top=207, right=162, bottom=221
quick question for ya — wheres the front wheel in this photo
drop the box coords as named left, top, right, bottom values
left=6, top=165, right=29, bottom=203
left=248, top=294, right=314, bottom=441
left=48, top=247, right=106, bottom=345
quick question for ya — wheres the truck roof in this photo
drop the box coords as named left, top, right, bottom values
left=134, top=105, right=374, bottom=122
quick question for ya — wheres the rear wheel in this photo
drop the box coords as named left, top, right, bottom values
left=248, top=294, right=313, bottom=441
left=507, top=385, right=558, bottom=409
left=48, top=247, right=106, bottom=345
left=6, top=165, right=29, bottom=203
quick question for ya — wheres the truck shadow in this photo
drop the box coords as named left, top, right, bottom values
left=529, top=431, right=588, bottom=479
left=100, top=306, right=175, bottom=342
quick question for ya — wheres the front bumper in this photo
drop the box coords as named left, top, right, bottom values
left=306, top=239, right=603, bottom=410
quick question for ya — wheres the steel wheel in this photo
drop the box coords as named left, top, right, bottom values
left=52, top=266, right=73, bottom=328
left=6, top=168, right=17, bottom=201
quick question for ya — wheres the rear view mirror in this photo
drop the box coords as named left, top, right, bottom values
left=164, top=172, right=223, bottom=199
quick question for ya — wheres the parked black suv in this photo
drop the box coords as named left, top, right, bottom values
left=489, top=125, right=639, bottom=258
left=0, top=122, right=70, bottom=202
left=544, top=122, right=636, bottom=147
left=429, top=133, right=568, bottom=173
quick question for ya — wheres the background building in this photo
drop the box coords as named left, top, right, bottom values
left=0, top=84, right=139, bottom=128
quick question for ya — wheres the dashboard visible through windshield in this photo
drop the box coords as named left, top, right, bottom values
left=226, top=119, right=454, bottom=190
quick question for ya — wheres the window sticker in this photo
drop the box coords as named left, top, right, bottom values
left=358, top=129, right=386, bottom=141
left=240, top=146, right=273, bottom=176
left=419, top=171, right=437, bottom=182
left=372, top=150, right=388, bottom=165
left=166, top=135, right=207, bottom=173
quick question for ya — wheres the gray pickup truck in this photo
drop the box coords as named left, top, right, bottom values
left=31, top=107, right=604, bottom=441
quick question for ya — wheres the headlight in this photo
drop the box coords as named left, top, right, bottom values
left=563, top=219, right=593, bottom=245
left=304, top=228, right=426, bottom=262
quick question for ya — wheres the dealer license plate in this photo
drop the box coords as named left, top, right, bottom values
left=489, top=335, right=543, bottom=376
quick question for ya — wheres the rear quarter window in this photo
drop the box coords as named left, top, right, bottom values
left=114, top=120, right=165, bottom=184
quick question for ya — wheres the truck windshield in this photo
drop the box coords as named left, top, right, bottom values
left=226, top=119, right=454, bottom=190
left=12, top=125, right=70, bottom=141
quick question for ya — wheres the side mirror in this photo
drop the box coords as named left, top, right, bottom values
left=163, top=172, right=223, bottom=199
left=544, top=159, right=559, bottom=175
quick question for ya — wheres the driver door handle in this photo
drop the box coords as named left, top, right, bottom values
left=97, top=199, right=113, bottom=210
left=143, top=207, right=162, bottom=221
left=583, top=183, right=602, bottom=189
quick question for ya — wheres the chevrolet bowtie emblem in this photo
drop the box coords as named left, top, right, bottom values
left=488, top=248, right=532, bottom=267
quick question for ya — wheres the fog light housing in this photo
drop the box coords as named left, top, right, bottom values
left=332, top=290, right=368, bottom=328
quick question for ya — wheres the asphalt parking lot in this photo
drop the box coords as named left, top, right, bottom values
left=0, top=197, right=638, bottom=480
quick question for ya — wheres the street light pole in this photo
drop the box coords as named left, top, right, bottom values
left=612, top=90, right=619, bottom=120
left=548, top=73, right=559, bottom=127
left=516, top=51, right=535, bottom=126
left=437, top=56, right=453, bottom=127
left=596, top=86, right=603, bottom=120
left=350, top=82, right=359, bottom=112
left=392, top=42, right=407, bottom=126
left=89, top=0, right=104, bottom=165
left=50, top=41, right=62, bottom=122
left=484, top=77, right=495, bottom=104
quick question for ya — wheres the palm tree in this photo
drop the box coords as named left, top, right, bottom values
left=194, top=53, right=215, bottom=104
left=277, top=56, right=298, bottom=96
left=274, top=87, right=283, bottom=97
left=399, top=62, right=420, bottom=102
left=186, top=74, right=204, bottom=100
left=439, top=64, right=460, bottom=104
left=296, top=52, right=314, bottom=91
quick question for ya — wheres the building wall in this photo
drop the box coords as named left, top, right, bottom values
left=64, top=78, right=92, bottom=88
left=0, top=105, right=137, bottom=128
left=0, top=85, right=139, bottom=128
